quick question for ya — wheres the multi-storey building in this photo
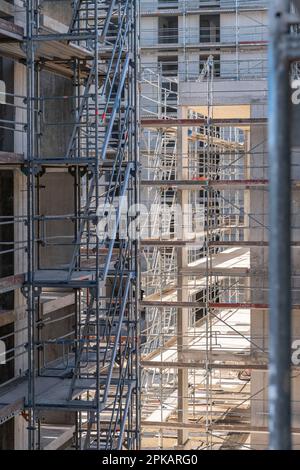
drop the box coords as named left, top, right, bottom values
left=0, top=0, right=299, bottom=451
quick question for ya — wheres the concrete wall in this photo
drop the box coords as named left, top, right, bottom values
left=0, top=170, right=15, bottom=449
left=249, top=103, right=269, bottom=449
left=40, top=304, right=74, bottom=365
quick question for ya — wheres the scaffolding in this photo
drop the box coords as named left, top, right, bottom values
left=139, top=18, right=300, bottom=446
left=1, top=0, right=300, bottom=452
left=140, top=0, right=268, bottom=85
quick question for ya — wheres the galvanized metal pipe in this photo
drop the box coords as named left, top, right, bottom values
left=269, top=0, right=292, bottom=450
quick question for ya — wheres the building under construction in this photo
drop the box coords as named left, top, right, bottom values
left=0, top=0, right=299, bottom=450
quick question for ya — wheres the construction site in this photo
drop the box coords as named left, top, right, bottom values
left=0, top=0, right=299, bottom=451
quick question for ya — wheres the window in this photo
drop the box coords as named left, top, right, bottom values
left=200, top=14, right=220, bottom=43
left=158, top=16, right=178, bottom=44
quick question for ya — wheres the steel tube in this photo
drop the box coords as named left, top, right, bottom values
left=268, top=0, right=292, bottom=450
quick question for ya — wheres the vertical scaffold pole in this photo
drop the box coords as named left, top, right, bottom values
left=268, top=0, right=292, bottom=450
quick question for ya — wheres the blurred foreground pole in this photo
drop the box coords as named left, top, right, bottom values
left=268, top=0, right=292, bottom=450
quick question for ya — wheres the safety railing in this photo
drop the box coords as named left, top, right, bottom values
left=140, top=24, right=268, bottom=47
